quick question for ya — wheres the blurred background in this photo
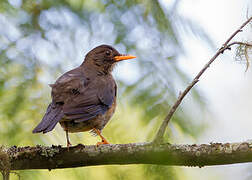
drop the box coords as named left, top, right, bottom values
left=0, top=0, right=251, bottom=179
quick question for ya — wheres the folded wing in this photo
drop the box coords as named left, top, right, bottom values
left=33, top=67, right=116, bottom=133
left=63, top=77, right=116, bottom=123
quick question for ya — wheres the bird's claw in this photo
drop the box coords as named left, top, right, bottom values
left=96, top=139, right=110, bottom=146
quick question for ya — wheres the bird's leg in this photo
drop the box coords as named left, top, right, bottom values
left=93, top=128, right=110, bottom=145
left=66, top=130, right=72, bottom=149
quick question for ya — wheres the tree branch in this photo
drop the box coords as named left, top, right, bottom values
left=227, top=41, right=252, bottom=48
left=153, top=16, right=252, bottom=143
left=1, top=141, right=252, bottom=170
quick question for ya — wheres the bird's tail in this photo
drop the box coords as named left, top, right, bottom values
left=32, top=103, right=64, bottom=134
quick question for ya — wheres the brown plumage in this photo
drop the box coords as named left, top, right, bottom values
left=32, top=45, right=136, bottom=147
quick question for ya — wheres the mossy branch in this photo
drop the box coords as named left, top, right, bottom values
left=1, top=142, right=252, bottom=170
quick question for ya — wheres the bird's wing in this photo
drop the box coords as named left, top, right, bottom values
left=63, top=77, right=116, bottom=123
left=32, top=103, right=64, bottom=133
left=50, top=68, right=87, bottom=104
left=33, top=67, right=87, bottom=133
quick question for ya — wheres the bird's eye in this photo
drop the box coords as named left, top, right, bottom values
left=105, top=50, right=111, bottom=56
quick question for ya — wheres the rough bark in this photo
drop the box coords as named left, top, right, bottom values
left=1, top=141, right=252, bottom=170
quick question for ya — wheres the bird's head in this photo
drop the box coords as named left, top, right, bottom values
left=82, top=45, right=136, bottom=75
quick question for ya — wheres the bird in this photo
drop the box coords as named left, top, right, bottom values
left=32, top=45, right=136, bottom=147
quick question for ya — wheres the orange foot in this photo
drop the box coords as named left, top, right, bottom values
left=93, top=128, right=110, bottom=146
left=96, top=139, right=110, bottom=146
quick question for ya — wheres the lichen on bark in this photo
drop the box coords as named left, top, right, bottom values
left=0, top=146, right=10, bottom=180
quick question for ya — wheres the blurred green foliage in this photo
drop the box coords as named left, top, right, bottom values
left=0, top=0, right=211, bottom=179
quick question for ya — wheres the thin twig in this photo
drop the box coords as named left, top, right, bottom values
left=227, top=41, right=252, bottom=48
left=229, top=41, right=252, bottom=71
left=153, top=16, right=252, bottom=144
left=245, top=45, right=250, bottom=72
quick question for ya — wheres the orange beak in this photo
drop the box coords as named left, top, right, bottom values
left=114, top=54, right=136, bottom=61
